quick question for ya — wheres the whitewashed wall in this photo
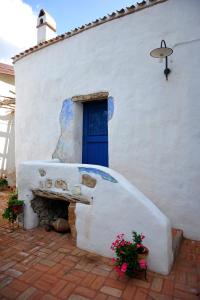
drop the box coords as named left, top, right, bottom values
left=0, top=74, right=15, bottom=185
left=14, top=0, right=200, bottom=240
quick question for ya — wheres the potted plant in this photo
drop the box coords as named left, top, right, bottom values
left=111, top=232, right=148, bottom=278
left=2, top=192, right=24, bottom=227
left=0, top=177, right=8, bottom=191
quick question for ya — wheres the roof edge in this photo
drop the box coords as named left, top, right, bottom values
left=0, top=63, right=14, bottom=76
left=12, top=0, right=168, bottom=64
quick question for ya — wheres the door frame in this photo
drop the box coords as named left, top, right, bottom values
left=71, top=91, right=109, bottom=165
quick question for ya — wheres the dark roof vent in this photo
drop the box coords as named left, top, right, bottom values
left=38, top=9, right=45, bottom=17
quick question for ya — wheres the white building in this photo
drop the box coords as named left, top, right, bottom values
left=0, top=63, right=15, bottom=186
left=13, top=0, right=200, bottom=273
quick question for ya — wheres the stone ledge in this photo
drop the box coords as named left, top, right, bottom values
left=32, top=189, right=91, bottom=205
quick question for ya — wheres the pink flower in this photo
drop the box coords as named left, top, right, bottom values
left=139, top=259, right=147, bottom=269
left=136, top=244, right=142, bottom=248
left=111, top=258, right=116, bottom=263
left=120, top=250, right=125, bottom=255
left=115, top=265, right=125, bottom=277
left=121, top=262, right=128, bottom=273
left=141, top=234, right=145, bottom=240
left=117, top=233, right=124, bottom=239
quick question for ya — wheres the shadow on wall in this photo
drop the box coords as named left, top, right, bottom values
left=0, top=109, right=15, bottom=185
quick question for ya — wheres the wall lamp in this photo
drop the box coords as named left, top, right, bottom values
left=150, top=40, right=173, bottom=80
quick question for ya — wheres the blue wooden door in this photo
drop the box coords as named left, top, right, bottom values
left=82, top=101, right=108, bottom=167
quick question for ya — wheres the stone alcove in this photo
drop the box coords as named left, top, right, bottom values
left=31, top=196, right=77, bottom=242
left=31, top=197, right=69, bottom=226
left=30, top=187, right=90, bottom=244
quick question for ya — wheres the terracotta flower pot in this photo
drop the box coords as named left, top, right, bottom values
left=137, top=246, right=149, bottom=260
left=51, top=218, right=70, bottom=233
left=12, top=205, right=23, bottom=214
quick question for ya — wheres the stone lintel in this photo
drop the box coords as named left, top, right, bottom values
left=32, top=189, right=90, bottom=205
left=72, top=91, right=109, bottom=103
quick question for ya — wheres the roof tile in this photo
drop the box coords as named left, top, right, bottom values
left=0, top=63, right=14, bottom=76
left=12, top=0, right=168, bottom=63
left=117, top=8, right=125, bottom=14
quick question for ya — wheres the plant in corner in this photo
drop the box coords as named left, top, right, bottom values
left=2, top=191, right=24, bottom=226
left=0, top=177, right=8, bottom=191
left=111, top=232, right=148, bottom=278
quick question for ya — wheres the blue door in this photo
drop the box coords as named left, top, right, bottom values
left=82, top=101, right=108, bottom=167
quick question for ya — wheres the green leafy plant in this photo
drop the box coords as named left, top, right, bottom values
left=2, top=192, right=24, bottom=223
left=0, top=178, right=8, bottom=188
left=111, top=232, right=148, bottom=278
left=132, top=231, right=148, bottom=255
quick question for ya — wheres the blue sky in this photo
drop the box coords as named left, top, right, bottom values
left=25, top=0, right=136, bottom=34
left=0, top=0, right=136, bottom=63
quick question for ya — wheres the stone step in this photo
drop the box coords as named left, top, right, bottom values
left=172, top=228, right=183, bottom=259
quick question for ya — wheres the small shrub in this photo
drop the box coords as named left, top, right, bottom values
left=2, top=191, right=24, bottom=224
left=111, top=232, right=148, bottom=278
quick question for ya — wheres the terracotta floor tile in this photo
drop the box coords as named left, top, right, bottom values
left=122, top=284, right=136, bottom=300
left=16, top=287, right=38, bottom=300
left=41, top=294, right=58, bottom=300
left=174, top=289, right=199, bottom=300
left=0, top=276, right=13, bottom=289
left=81, top=273, right=97, bottom=287
left=134, top=288, right=148, bottom=300
left=8, top=279, right=29, bottom=292
left=94, top=292, right=108, bottom=300
left=104, top=278, right=126, bottom=290
left=33, top=279, right=53, bottom=292
left=58, top=282, right=76, bottom=299
left=100, top=285, right=122, bottom=298
left=74, top=286, right=97, bottom=299
left=175, top=282, right=199, bottom=295
left=0, top=285, right=20, bottom=299
left=148, top=291, right=172, bottom=300
left=162, top=279, right=174, bottom=296
left=151, top=277, right=163, bottom=292
left=68, top=295, right=90, bottom=300
left=91, top=276, right=106, bottom=290
left=0, top=191, right=199, bottom=300
left=50, top=278, right=68, bottom=296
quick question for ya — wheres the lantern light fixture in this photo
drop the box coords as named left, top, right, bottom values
left=150, top=40, right=173, bottom=80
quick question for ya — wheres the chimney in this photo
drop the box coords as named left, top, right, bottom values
left=37, top=9, right=56, bottom=44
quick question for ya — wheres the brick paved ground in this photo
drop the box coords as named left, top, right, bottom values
left=0, top=191, right=199, bottom=300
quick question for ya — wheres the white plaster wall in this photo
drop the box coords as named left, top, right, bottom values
left=0, top=74, right=15, bottom=185
left=14, top=0, right=200, bottom=240
left=17, top=161, right=173, bottom=274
